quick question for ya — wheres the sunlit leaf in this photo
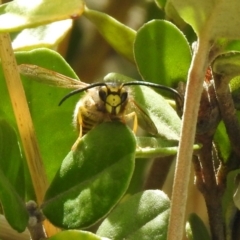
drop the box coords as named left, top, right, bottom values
left=97, top=190, right=170, bottom=239
left=134, top=20, right=191, bottom=86
left=11, top=20, right=72, bottom=50
left=168, top=0, right=240, bottom=40
left=42, top=122, right=136, bottom=229
left=166, top=0, right=214, bottom=35
left=0, top=0, right=84, bottom=32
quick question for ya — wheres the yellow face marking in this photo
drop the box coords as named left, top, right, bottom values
left=99, top=85, right=128, bottom=116
left=105, top=94, right=122, bottom=114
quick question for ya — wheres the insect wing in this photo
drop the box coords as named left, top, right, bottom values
left=18, top=64, right=89, bottom=89
left=131, top=99, right=158, bottom=135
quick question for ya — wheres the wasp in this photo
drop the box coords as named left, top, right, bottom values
left=19, top=64, right=182, bottom=150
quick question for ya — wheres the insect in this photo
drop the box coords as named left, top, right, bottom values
left=19, top=64, right=182, bottom=150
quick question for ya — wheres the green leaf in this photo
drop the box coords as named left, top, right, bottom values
left=42, top=122, right=136, bottom=229
left=48, top=230, right=110, bottom=240
left=97, top=190, right=170, bottom=240
left=168, top=0, right=240, bottom=40
left=155, top=0, right=167, bottom=9
left=134, top=20, right=191, bottom=86
left=186, top=213, right=211, bottom=240
left=104, top=73, right=181, bottom=141
left=0, top=0, right=84, bottom=32
left=0, top=48, right=80, bottom=183
left=0, top=119, right=25, bottom=198
left=222, top=169, right=240, bottom=238
left=11, top=20, right=73, bottom=50
left=213, top=53, right=240, bottom=79
left=223, top=169, right=240, bottom=215
left=213, top=121, right=231, bottom=163
left=0, top=120, right=29, bottom=232
left=214, top=39, right=240, bottom=55
left=0, top=169, right=29, bottom=232
left=223, top=40, right=240, bottom=53
left=164, top=3, right=188, bottom=30
left=83, top=6, right=136, bottom=62
left=134, top=85, right=181, bottom=140
left=166, top=0, right=214, bottom=35
left=213, top=53, right=240, bottom=110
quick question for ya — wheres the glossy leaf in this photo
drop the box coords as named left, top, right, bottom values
left=0, top=48, right=80, bottom=183
left=104, top=73, right=181, bottom=141
left=134, top=20, right=191, bottom=86
left=186, top=213, right=210, bottom=240
left=83, top=6, right=136, bottom=62
left=42, top=122, right=136, bottom=229
left=11, top=19, right=72, bottom=50
left=168, top=0, right=240, bottom=40
left=0, top=120, right=28, bottom=232
left=0, top=0, right=84, bottom=32
left=48, top=230, right=110, bottom=240
left=97, top=190, right=170, bottom=239
left=166, top=0, right=214, bottom=35
left=133, top=85, right=181, bottom=140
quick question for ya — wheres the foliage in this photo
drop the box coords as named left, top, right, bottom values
left=0, top=0, right=240, bottom=240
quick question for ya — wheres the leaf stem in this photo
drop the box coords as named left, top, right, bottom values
left=167, top=39, right=211, bottom=240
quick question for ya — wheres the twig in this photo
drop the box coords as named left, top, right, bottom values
left=26, top=201, right=46, bottom=240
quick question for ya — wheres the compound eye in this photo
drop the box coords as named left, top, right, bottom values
left=99, top=87, right=107, bottom=102
left=121, top=91, right=128, bottom=104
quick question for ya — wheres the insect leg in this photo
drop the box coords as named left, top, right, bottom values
left=124, top=111, right=138, bottom=133
left=71, top=109, right=84, bottom=150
